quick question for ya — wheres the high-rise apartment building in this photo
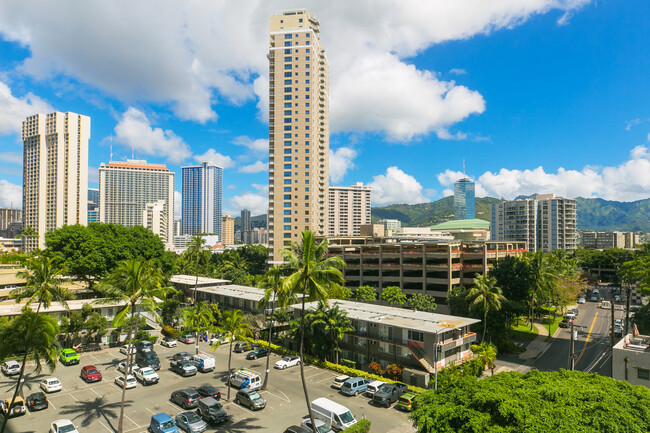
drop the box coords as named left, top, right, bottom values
left=0, top=209, right=22, bottom=233
left=222, top=215, right=235, bottom=245
left=582, top=231, right=640, bottom=249
left=267, top=9, right=329, bottom=264
left=87, top=188, right=99, bottom=223
left=22, top=112, right=89, bottom=251
left=241, top=209, right=251, bottom=232
left=181, top=162, right=223, bottom=237
left=99, top=160, right=174, bottom=249
left=454, top=177, right=475, bottom=220
left=328, top=182, right=371, bottom=237
left=491, top=193, right=577, bottom=252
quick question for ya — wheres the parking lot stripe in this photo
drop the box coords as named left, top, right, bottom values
left=225, top=401, right=256, bottom=416
left=48, top=399, right=57, bottom=410
left=123, top=413, right=140, bottom=428
left=97, top=419, right=113, bottom=433
left=145, top=407, right=157, bottom=415
left=264, top=386, right=290, bottom=403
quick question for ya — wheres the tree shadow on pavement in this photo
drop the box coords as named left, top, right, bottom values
left=219, top=416, right=264, bottom=433
left=57, top=395, right=132, bottom=431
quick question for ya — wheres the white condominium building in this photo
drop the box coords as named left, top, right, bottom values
left=328, top=182, right=371, bottom=237
left=99, top=160, right=175, bottom=249
left=267, top=9, right=330, bottom=263
left=22, top=112, right=90, bottom=251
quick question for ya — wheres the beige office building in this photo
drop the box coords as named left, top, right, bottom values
left=328, top=182, right=371, bottom=237
left=222, top=214, right=235, bottom=246
left=22, top=112, right=89, bottom=251
left=267, top=10, right=330, bottom=263
left=99, top=160, right=174, bottom=249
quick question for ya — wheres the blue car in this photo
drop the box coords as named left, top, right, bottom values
left=149, top=413, right=179, bottom=433
left=340, top=377, right=371, bottom=396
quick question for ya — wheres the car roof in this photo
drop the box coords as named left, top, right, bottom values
left=152, top=413, right=174, bottom=422
left=62, top=348, right=76, bottom=353
left=53, top=419, right=74, bottom=426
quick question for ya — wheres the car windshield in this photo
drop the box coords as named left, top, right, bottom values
left=282, top=357, right=291, bottom=362
left=87, top=369, right=99, bottom=374
left=143, top=369, right=155, bottom=376
left=250, top=393, right=262, bottom=401
left=339, top=410, right=355, bottom=424
left=50, top=380, right=60, bottom=385
left=208, top=403, right=223, bottom=414
left=378, top=384, right=392, bottom=392
left=202, top=386, right=216, bottom=393
left=186, top=412, right=201, bottom=423
left=160, top=420, right=175, bottom=429
left=144, top=354, right=159, bottom=361
left=127, top=377, right=136, bottom=383
left=316, top=423, right=331, bottom=433
left=59, top=425, right=77, bottom=433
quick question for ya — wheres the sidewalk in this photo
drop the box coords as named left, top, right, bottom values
left=519, top=322, right=550, bottom=360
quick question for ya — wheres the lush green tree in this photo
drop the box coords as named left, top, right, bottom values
left=334, top=286, right=353, bottom=300
left=160, top=298, right=181, bottom=326
left=381, top=285, right=407, bottom=305
left=408, top=293, right=437, bottom=312
left=282, top=231, right=345, bottom=432
left=306, top=301, right=354, bottom=363
left=184, top=234, right=209, bottom=303
left=353, top=285, right=377, bottom=302
left=411, top=370, right=650, bottom=433
left=183, top=302, right=216, bottom=354
left=221, top=267, right=250, bottom=286
left=212, top=309, right=253, bottom=401
left=466, top=274, right=505, bottom=342
left=632, top=304, right=650, bottom=334
left=470, top=342, right=498, bottom=373
left=59, top=303, right=108, bottom=348
left=525, top=252, right=556, bottom=330
left=95, top=259, right=174, bottom=433
left=447, top=286, right=470, bottom=316
left=238, top=244, right=269, bottom=275
left=620, top=255, right=650, bottom=294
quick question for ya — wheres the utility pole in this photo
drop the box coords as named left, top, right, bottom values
left=611, top=295, right=616, bottom=378
left=625, top=284, right=631, bottom=336
left=569, top=321, right=575, bottom=371
left=433, top=331, right=438, bottom=392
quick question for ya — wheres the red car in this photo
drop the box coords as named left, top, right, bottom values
left=80, top=365, right=102, bottom=383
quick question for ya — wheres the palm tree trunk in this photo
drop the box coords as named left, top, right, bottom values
left=0, top=302, right=42, bottom=433
left=262, top=289, right=276, bottom=390
left=226, top=340, right=234, bottom=401
left=529, top=284, right=537, bottom=331
left=299, top=287, right=317, bottom=433
left=482, top=310, right=487, bottom=342
left=117, top=308, right=136, bottom=433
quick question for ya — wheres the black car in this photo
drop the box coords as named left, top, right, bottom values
left=170, top=360, right=197, bottom=377
left=284, top=426, right=311, bottom=433
left=197, top=397, right=229, bottom=425
left=559, top=319, right=572, bottom=328
left=246, top=347, right=269, bottom=360
left=233, top=342, right=255, bottom=353
left=197, top=385, right=221, bottom=400
left=25, top=392, right=48, bottom=411
left=373, top=383, right=408, bottom=407
left=170, top=388, right=201, bottom=409
left=172, top=352, right=192, bottom=362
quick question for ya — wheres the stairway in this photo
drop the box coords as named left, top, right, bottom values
left=407, top=341, right=436, bottom=374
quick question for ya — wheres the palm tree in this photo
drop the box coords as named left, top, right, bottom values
left=0, top=309, right=60, bottom=433
left=281, top=231, right=345, bottom=433
left=470, top=342, right=498, bottom=374
left=18, top=225, right=38, bottom=252
left=466, top=273, right=505, bottom=342
left=257, top=266, right=295, bottom=390
left=185, top=234, right=208, bottom=302
left=95, top=259, right=174, bottom=433
left=220, top=253, right=249, bottom=274
left=183, top=302, right=215, bottom=354
left=211, top=309, right=252, bottom=401
left=527, top=252, right=556, bottom=330
left=306, top=301, right=354, bottom=364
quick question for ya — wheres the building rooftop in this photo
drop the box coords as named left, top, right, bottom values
left=291, top=299, right=480, bottom=334
left=614, top=334, right=650, bottom=352
left=0, top=298, right=133, bottom=318
left=196, top=285, right=270, bottom=302
left=430, top=219, right=490, bottom=230
left=170, top=275, right=230, bottom=286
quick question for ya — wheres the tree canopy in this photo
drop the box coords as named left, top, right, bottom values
left=411, top=370, right=650, bottom=433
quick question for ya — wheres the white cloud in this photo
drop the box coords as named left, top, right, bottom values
left=174, top=191, right=181, bottom=220
left=329, top=147, right=357, bottom=184
left=0, top=79, right=52, bottom=135
left=88, top=166, right=99, bottom=184
left=226, top=191, right=268, bottom=216
left=0, top=179, right=22, bottom=208
left=227, top=184, right=237, bottom=190
left=647, top=133, right=650, bottom=142
left=193, top=148, right=236, bottom=169
left=114, top=107, right=192, bottom=163
left=449, top=68, right=467, bottom=75
left=437, top=169, right=489, bottom=196
left=233, top=136, right=268, bottom=154
left=239, top=161, right=268, bottom=173
left=0, top=152, right=23, bottom=165
left=368, top=166, right=427, bottom=205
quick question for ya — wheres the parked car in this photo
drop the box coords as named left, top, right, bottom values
left=1, top=396, right=26, bottom=418
left=172, top=352, right=192, bottom=362
left=373, top=383, right=408, bottom=407
left=136, top=349, right=161, bottom=370
left=179, top=334, right=197, bottom=344
left=559, top=319, right=572, bottom=328
left=209, top=334, right=228, bottom=345
left=365, top=380, right=385, bottom=397
left=578, top=296, right=586, bottom=304
left=59, top=348, right=80, bottom=366
left=80, top=365, right=102, bottom=383
left=175, top=410, right=207, bottom=433
left=614, top=294, right=622, bottom=302
left=398, top=392, right=418, bottom=411
left=301, top=416, right=334, bottom=433
left=233, top=341, right=255, bottom=353
left=592, top=288, right=599, bottom=295
left=590, top=295, right=598, bottom=302
left=118, top=361, right=140, bottom=375
left=50, top=419, right=80, bottom=433
left=149, top=413, right=179, bottom=433
left=615, top=319, right=623, bottom=327
left=568, top=309, right=578, bottom=317
left=26, top=392, right=48, bottom=411
left=246, top=347, right=269, bottom=360
left=235, top=389, right=266, bottom=410
left=284, top=426, right=311, bottom=433
left=171, top=388, right=201, bottom=409
left=565, top=312, right=576, bottom=321
left=40, top=377, right=62, bottom=393
left=136, top=340, right=154, bottom=352
left=331, top=375, right=350, bottom=390
left=311, top=397, right=356, bottom=430
left=340, top=377, right=370, bottom=396
left=135, top=366, right=160, bottom=385
left=120, top=344, right=136, bottom=355
left=114, top=375, right=137, bottom=389
left=161, top=337, right=178, bottom=348
left=190, top=353, right=215, bottom=373
left=1, top=360, right=21, bottom=376
left=614, top=325, right=623, bottom=338
left=170, top=360, right=197, bottom=377
left=197, top=397, right=229, bottom=425
left=275, top=356, right=301, bottom=369
left=196, top=385, right=221, bottom=400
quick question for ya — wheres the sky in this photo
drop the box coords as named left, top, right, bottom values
left=0, top=0, right=649, bottom=218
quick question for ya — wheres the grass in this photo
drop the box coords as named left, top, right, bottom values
left=540, top=314, right=564, bottom=340
left=510, top=320, right=539, bottom=341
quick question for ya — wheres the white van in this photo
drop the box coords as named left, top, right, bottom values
left=311, top=397, right=357, bottom=431
left=229, top=368, right=262, bottom=391
left=190, top=352, right=215, bottom=373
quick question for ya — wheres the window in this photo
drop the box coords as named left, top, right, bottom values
left=305, top=102, right=310, bottom=107
left=284, top=49, right=291, bottom=54
left=306, top=48, right=310, bottom=53
left=284, top=233, right=291, bottom=239
left=284, top=156, right=291, bottom=161
left=305, top=164, right=310, bottom=169
left=284, top=80, right=291, bottom=85
left=306, top=71, right=310, bottom=76
left=299, top=18, right=303, bottom=22
left=285, top=34, right=292, bottom=39
left=305, top=80, right=310, bottom=84
left=284, top=102, right=291, bottom=107
left=284, top=202, right=291, bottom=207
left=304, top=195, right=309, bottom=200
left=408, top=330, right=424, bottom=343
left=284, top=87, right=292, bottom=92
left=305, top=157, right=309, bottom=161
left=283, top=217, right=291, bottom=222
left=284, top=64, right=292, bottom=70
left=283, top=125, right=291, bottom=131
left=284, top=133, right=291, bottom=138
left=284, top=95, right=291, bottom=100
left=305, top=87, right=310, bottom=92
left=284, top=180, right=291, bottom=185
left=305, top=149, right=309, bottom=153
left=283, top=194, right=291, bottom=199
left=284, top=187, right=291, bottom=192
left=284, top=110, right=291, bottom=115
left=295, top=57, right=298, bottom=61
left=284, top=41, right=291, bottom=47
left=283, top=210, right=290, bottom=214
left=305, top=126, right=310, bottom=130
left=305, top=57, right=310, bottom=61
left=284, top=118, right=291, bottom=123
left=284, top=56, right=292, bottom=62
left=284, top=72, right=292, bottom=78
left=305, top=218, right=309, bottom=223
left=639, top=368, right=650, bottom=380
left=305, top=133, right=310, bottom=137
left=284, top=148, right=291, bottom=154
left=283, top=225, right=291, bottom=230
left=283, top=164, right=291, bottom=169
left=305, top=180, right=309, bottom=184
left=305, top=187, right=309, bottom=191
left=284, top=171, right=291, bottom=176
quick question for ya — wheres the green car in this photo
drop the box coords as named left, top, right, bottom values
left=60, top=349, right=80, bottom=366
left=398, top=392, right=417, bottom=412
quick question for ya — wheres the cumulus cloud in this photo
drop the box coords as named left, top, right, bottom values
left=368, top=166, right=427, bottom=205
left=88, top=166, right=99, bottom=185
left=193, top=148, right=236, bottom=169
left=239, top=161, right=268, bottom=173
left=437, top=169, right=489, bottom=196
left=329, top=147, right=357, bottom=184
left=114, top=107, right=192, bottom=163
left=226, top=185, right=268, bottom=216
left=174, top=191, right=181, bottom=220
left=0, top=179, right=22, bottom=208
left=449, top=68, right=467, bottom=75
left=0, top=80, right=53, bottom=135
left=233, top=136, right=268, bottom=154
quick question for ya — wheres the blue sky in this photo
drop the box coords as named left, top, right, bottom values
left=0, top=0, right=649, bottom=217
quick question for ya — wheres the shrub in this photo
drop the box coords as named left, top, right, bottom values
left=162, top=325, right=180, bottom=338
left=369, top=362, right=383, bottom=375
left=340, top=358, right=356, bottom=369
left=343, top=419, right=371, bottom=433
left=385, top=364, right=403, bottom=380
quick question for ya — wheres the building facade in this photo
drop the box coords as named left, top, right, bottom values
left=181, top=162, right=223, bottom=237
left=491, top=194, right=577, bottom=252
left=582, top=231, right=640, bottom=249
left=222, top=214, right=235, bottom=245
left=454, top=177, right=475, bottom=220
left=613, top=333, right=650, bottom=388
left=328, top=182, right=371, bottom=237
left=378, top=219, right=401, bottom=233
left=241, top=209, right=251, bottom=232
left=0, top=209, right=22, bottom=236
left=268, top=9, right=330, bottom=264
left=99, top=160, right=174, bottom=249
left=22, top=112, right=90, bottom=251
left=142, top=200, right=169, bottom=244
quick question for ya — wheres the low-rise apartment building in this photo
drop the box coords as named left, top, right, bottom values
left=582, top=230, right=640, bottom=249
left=613, top=333, right=650, bottom=388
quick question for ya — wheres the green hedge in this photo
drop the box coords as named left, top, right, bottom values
left=252, top=339, right=427, bottom=394
left=340, top=358, right=356, bottom=369
left=343, top=419, right=371, bottom=433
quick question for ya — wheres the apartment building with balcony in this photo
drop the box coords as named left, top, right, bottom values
left=582, top=230, right=640, bottom=249
left=328, top=182, right=371, bottom=237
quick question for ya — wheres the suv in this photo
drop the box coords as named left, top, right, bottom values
left=80, top=365, right=102, bottom=383
left=136, top=350, right=161, bottom=370
left=246, top=347, right=269, bottom=360
left=170, top=360, right=197, bottom=377
left=340, top=377, right=370, bottom=396
left=149, top=413, right=179, bottom=433
left=1, top=360, right=21, bottom=376
left=398, top=392, right=417, bottom=411
left=197, top=397, right=229, bottom=425
left=25, top=392, right=48, bottom=411
left=373, top=383, right=408, bottom=407
left=170, top=388, right=201, bottom=409
left=135, top=366, right=160, bottom=385
left=233, top=342, right=255, bottom=353
left=136, top=341, right=154, bottom=352
left=331, top=375, right=350, bottom=390
left=365, top=380, right=385, bottom=397
left=60, top=348, right=80, bottom=366
left=235, top=389, right=266, bottom=410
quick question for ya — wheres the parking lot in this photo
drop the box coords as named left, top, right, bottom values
left=1, top=339, right=415, bottom=432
